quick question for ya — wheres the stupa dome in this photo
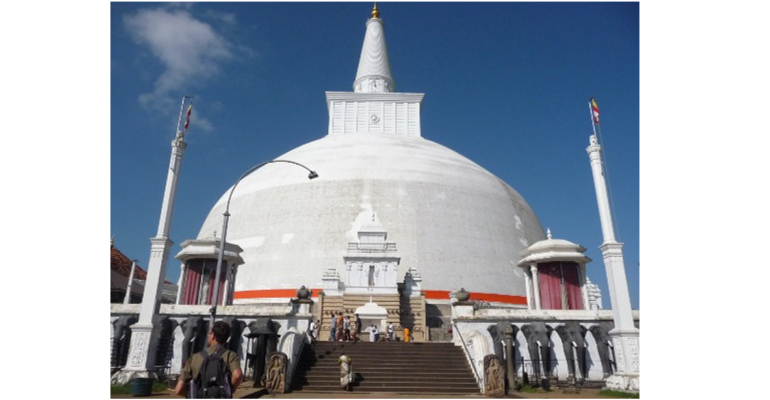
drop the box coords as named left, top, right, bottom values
left=197, top=133, right=545, bottom=302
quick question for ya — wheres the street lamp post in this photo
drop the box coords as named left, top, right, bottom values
left=208, top=160, right=318, bottom=328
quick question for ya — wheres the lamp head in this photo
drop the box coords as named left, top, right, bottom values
left=308, top=171, right=319, bottom=180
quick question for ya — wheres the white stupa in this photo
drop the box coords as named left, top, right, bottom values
left=197, top=5, right=546, bottom=304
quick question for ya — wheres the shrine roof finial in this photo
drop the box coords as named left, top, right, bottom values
left=372, top=3, right=380, bottom=19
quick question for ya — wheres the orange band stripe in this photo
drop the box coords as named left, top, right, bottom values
left=421, top=290, right=527, bottom=305
left=233, top=289, right=322, bottom=299
left=234, top=289, right=527, bottom=305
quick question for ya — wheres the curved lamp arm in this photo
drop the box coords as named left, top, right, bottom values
left=224, top=160, right=318, bottom=213
left=209, top=160, right=318, bottom=327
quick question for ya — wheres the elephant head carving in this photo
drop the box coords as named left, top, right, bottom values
left=521, top=322, right=553, bottom=380
left=153, top=316, right=179, bottom=368
left=111, top=315, right=138, bottom=370
left=556, top=321, right=588, bottom=381
left=112, top=315, right=138, bottom=343
left=589, top=321, right=615, bottom=378
left=180, top=316, right=207, bottom=365
left=223, top=317, right=246, bottom=353
left=487, top=322, right=507, bottom=362
left=248, top=318, right=279, bottom=385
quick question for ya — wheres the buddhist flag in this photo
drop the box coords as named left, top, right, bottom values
left=183, top=104, right=192, bottom=134
left=590, top=97, right=600, bottom=125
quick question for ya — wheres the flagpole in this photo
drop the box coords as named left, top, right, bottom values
left=116, top=95, right=191, bottom=383
left=584, top=98, right=639, bottom=391
left=175, top=97, right=187, bottom=135
left=589, top=98, right=618, bottom=240
left=176, top=95, right=193, bottom=138
left=588, top=99, right=598, bottom=139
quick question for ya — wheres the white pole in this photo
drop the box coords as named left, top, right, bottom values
left=585, top=107, right=639, bottom=391
left=116, top=96, right=191, bottom=383
left=175, top=263, right=186, bottom=305
left=123, top=260, right=137, bottom=304
left=579, top=264, right=590, bottom=311
left=530, top=264, right=541, bottom=310
left=175, top=96, right=187, bottom=138
left=221, top=262, right=230, bottom=306
left=523, top=269, right=533, bottom=311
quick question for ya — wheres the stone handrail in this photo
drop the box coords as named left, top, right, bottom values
left=277, top=329, right=308, bottom=388
left=452, top=321, right=482, bottom=388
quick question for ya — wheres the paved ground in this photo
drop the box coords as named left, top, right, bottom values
left=111, top=386, right=611, bottom=399
left=111, top=384, right=266, bottom=399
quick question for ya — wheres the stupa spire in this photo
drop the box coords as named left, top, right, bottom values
left=354, top=4, right=395, bottom=93
left=372, top=3, right=380, bottom=19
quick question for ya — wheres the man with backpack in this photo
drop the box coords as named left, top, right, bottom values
left=174, top=321, right=243, bottom=398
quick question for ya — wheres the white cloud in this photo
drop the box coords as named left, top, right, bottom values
left=192, top=114, right=214, bottom=133
left=124, top=7, right=234, bottom=110
left=204, top=9, right=237, bottom=25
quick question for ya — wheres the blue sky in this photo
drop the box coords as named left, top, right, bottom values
left=110, top=2, right=640, bottom=309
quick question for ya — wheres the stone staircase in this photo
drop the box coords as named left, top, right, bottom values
left=291, top=341, right=480, bottom=394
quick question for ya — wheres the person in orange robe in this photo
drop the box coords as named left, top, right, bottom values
left=336, top=312, right=344, bottom=341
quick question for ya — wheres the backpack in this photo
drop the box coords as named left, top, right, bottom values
left=189, top=347, right=232, bottom=399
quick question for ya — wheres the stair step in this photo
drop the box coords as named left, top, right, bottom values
left=310, top=349, right=453, bottom=352
left=297, top=379, right=477, bottom=385
left=297, top=373, right=477, bottom=379
left=291, top=385, right=480, bottom=393
left=293, top=383, right=480, bottom=389
left=304, top=354, right=467, bottom=359
left=298, top=380, right=477, bottom=385
left=308, top=348, right=460, bottom=354
left=300, top=362, right=469, bottom=367
left=305, top=352, right=465, bottom=356
left=293, top=340, right=479, bottom=394
left=299, top=367, right=473, bottom=373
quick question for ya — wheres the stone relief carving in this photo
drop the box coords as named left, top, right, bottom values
left=627, top=337, right=639, bottom=372
left=613, top=337, right=625, bottom=373
left=262, top=352, right=287, bottom=394
left=484, top=354, right=505, bottom=397
left=129, top=331, right=149, bottom=368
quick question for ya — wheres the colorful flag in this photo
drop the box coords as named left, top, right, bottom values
left=183, top=104, right=192, bottom=134
left=590, top=97, right=600, bottom=125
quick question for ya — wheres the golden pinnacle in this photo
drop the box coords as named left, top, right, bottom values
left=372, top=3, right=380, bottom=19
